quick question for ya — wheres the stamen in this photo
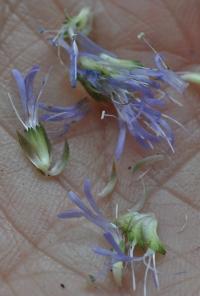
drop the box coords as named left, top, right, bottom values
left=152, top=253, right=159, bottom=288
left=137, top=32, right=157, bottom=55
left=162, top=114, right=187, bottom=132
left=137, top=32, right=167, bottom=69
left=101, top=110, right=117, bottom=120
left=143, top=255, right=151, bottom=296
left=101, top=110, right=106, bottom=120
left=147, top=140, right=154, bottom=150
left=167, top=94, right=183, bottom=107
left=115, top=203, right=119, bottom=219
left=129, top=242, right=136, bottom=291
left=8, top=93, right=27, bottom=130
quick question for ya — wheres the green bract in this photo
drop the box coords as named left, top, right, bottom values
left=115, top=211, right=166, bottom=255
left=17, top=124, right=69, bottom=176
left=63, top=7, right=92, bottom=38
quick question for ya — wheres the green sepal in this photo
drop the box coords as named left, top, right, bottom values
left=63, top=7, right=92, bottom=39
left=47, top=140, right=69, bottom=176
left=17, top=124, right=51, bottom=173
left=17, top=124, right=69, bottom=176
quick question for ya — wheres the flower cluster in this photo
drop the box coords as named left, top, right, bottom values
left=41, top=9, right=189, bottom=160
left=58, top=179, right=166, bottom=295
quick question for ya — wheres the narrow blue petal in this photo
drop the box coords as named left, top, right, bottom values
left=92, top=246, right=117, bottom=257
left=83, top=179, right=101, bottom=215
left=144, top=97, right=165, bottom=107
left=115, top=121, right=127, bottom=160
left=57, top=210, right=83, bottom=219
left=92, top=246, right=139, bottom=263
left=25, top=65, right=40, bottom=102
left=39, top=98, right=88, bottom=113
left=12, top=69, right=27, bottom=111
left=103, top=232, right=124, bottom=255
left=154, top=54, right=188, bottom=93
left=40, top=111, right=85, bottom=122
left=39, top=99, right=89, bottom=125
left=24, top=65, right=40, bottom=114
left=68, top=191, right=94, bottom=217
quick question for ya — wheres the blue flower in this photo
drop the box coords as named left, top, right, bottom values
left=9, top=65, right=70, bottom=176
left=58, top=179, right=132, bottom=285
left=77, top=48, right=188, bottom=160
left=58, top=179, right=165, bottom=294
left=42, top=11, right=188, bottom=160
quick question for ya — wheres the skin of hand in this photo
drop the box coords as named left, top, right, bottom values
left=0, top=0, right=200, bottom=295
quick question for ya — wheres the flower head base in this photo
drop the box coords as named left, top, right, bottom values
left=58, top=179, right=166, bottom=295
left=10, top=65, right=69, bottom=176
left=116, top=211, right=166, bottom=255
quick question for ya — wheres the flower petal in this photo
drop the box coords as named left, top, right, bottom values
left=154, top=54, right=188, bottom=93
left=25, top=65, right=40, bottom=105
left=84, top=179, right=102, bottom=214
left=115, top=121, right=127, bottom=160
left=12, top=69, right=27, bottom=111
left=69, top=39, right=78, bottom=88
left=57, top=210, right=83, bottom=219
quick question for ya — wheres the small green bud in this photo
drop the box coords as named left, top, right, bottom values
left=115, top=211, right=166, bottom=255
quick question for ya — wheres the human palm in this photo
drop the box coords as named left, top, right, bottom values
left=1, top=1, right=200, bottom=295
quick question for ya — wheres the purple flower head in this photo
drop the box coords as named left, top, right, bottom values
left=43, top=12, right=188, bottom=159
left=78, top=45, right=188, bottom=159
